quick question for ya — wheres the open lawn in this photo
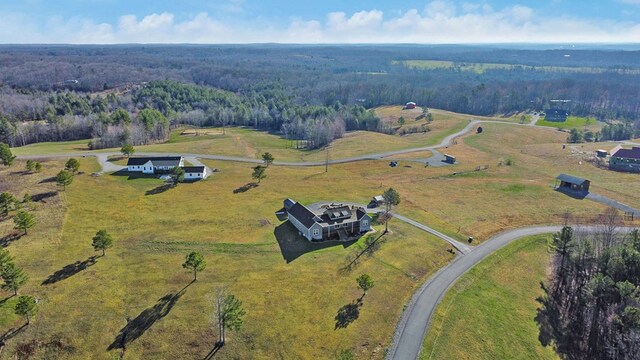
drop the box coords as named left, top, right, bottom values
left=0, top=158, right=457, bottom=359
left=11, top=108, right=477, bottom=162
left=536, top=116, right=602, bottom=130
left=420, top=235, right=558, bottom=360
left=2, top=110, right=637, bottom=358
left=378, top=123, right=615, bottom=242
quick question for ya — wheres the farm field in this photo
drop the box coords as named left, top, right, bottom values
left=0, top=157, right=458, bottom=359
left=393, top=59, right=640, bottom=75
left=420, top=235, right=558, bottom=360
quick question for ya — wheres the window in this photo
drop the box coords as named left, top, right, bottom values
left=363, top=220, right=369, bottom=226
left=313, top=229, right=320, bottom=236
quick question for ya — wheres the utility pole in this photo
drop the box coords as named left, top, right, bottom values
left=325, top=146, right=330, bottom=173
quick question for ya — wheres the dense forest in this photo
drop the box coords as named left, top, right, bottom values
left=538, top=213, right=640, bottom=359
left=0, top=44, right=639, bottom=148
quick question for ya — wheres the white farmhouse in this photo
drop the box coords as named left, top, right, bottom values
left=126, top=156, right=184, bottom=174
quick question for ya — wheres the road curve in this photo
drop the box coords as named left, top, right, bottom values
left=15, top=119, right=556, bottom=169
left=386, top=225, right=564, bottom=360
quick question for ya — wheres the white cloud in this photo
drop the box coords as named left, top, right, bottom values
left=0, top=2, right=639, bottom=44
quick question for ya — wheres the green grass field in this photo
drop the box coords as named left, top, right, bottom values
left=536, top=116, right=601, bottom=130
left=420, top=235, right=559, bottom=360
left=3, top=107, right=636, bottom=359
left=11, top=107, right=479, bottom=162
left=393, top=60, right=640, bottom=75
left=0, top=157, right=457, bottom=359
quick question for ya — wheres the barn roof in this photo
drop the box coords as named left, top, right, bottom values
left=556, top=173, right=589, bottom=186
left=612, top=147, right=640, bottom=160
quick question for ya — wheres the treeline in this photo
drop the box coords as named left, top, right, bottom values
left=0, top=80, right=380, bottom=149
left=538, top=214, right=640, bottom=359
left=566, top=123, right=638, bottom=143
left=1, top=45, right=639, bottom=148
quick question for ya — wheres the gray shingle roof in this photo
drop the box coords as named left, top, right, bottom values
left=127, top=156, right=182, bottom=167
left=287, top=202, right=317, bottom=228
left=181, top=166, right=205, bottom=173
left=556, top=173, right=589, bottom=185
left=612, top=147, right=640, bottom=160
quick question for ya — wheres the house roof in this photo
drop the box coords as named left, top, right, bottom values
left=612, top=147, right=640, bottom=160
left=356, top=208, right=369, bottom=220
left=127, top=158, right=153, bottom=166
left=127, top=156, right=182, bottom=167
left=284, top=198, right=296, bottom=210
left=287, top=202, right=317, bottom=229
left=556, top=173, right=589, bottom=186
left=182, top=166, right=205, bottom=173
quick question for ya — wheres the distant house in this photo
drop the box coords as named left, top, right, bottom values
left=555, top=173, right=590, bottom=193
left=127, top=156, right=184, bottom=174
left=405, top=102, right=417, bottom=109
left=278, top=199, right=372, bottom=242
left=609, top=146, right=640, bottom=173
left=544, top=109, right=569, bottom=122
left=596, top=149, right=608, bottom=158
left=182, top=166, right=208, bottom=180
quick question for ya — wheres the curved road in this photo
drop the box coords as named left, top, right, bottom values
left=13, top=116, right=618, bottom=358
left=16, top=119, right=557, bottom=172
left=385, top=225, right=636, bottom=360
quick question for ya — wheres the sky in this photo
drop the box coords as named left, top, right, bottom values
left=0, top=0, right=639, bottom=44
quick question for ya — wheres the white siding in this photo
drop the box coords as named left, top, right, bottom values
left=288, top=214, right=312, bottom=241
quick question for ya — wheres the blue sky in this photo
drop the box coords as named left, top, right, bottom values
left=1, top=0, right=639, bottom=43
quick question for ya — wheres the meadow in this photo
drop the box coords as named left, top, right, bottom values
left=393, top=60, right=640, bottom=75
left=1, top=108, right=636, bottom=359
left=0, top=157, right=457, bottom=359
left=420, top=235, right=558, bottom=360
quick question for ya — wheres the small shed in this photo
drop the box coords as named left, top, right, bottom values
left=405, top=102, right=417, bottom=109
left=555, top=173, right=590, bottom=193
left=444, top=154, right=456, bottom=164
left=596, top=149, right=608, bottom=158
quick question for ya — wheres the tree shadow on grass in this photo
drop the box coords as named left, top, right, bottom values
left=0, top=232, right=25, bottom=248
left=534, top=281, right=562, bottom=350
left=233, top=182, right=258, bottom=194
left=39, top=176, right=57, bottom=184
left=0, top=323, right=28, bottom=346
left=107, top=282, right=192, bottom=351
left=203, top=342, right=224, bottom=360
left=145, top=183, right=176, bottom=196
left=274, top=222, right=356, bottom=263
left=335, top=300, right=362, bottom=329
left=31, top=191, right=58, bottom=203
left=41, top=256, right=98, bottom=285
left=110, top=169, right=159, bottom=181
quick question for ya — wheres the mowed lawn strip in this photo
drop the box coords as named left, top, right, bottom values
left=420, top=235, right=559, bottom=360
